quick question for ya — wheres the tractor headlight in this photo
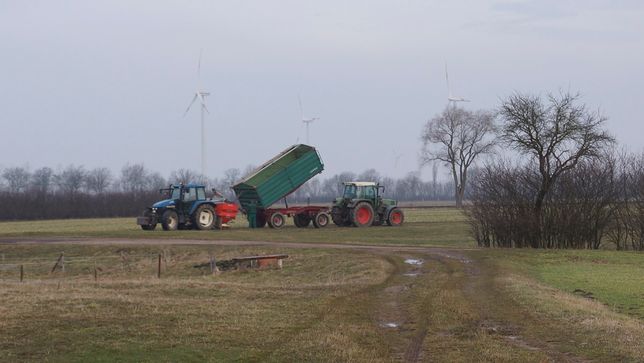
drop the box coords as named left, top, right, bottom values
left=152, top=208, right=157, bottom=213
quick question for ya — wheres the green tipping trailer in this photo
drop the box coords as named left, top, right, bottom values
left=232, top=144, right=329, bottom=228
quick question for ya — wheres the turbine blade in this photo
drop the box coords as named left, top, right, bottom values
left=445, top=62, right=452, bottom=98
left=183, top=94, right=198, bottom=116
left=197, top=92, right=210, bottom=114
left=298, top=94, right=304, bottom=120
left=198, top=49, right=203, bottom=78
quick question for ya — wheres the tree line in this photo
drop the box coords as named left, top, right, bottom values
left=422, top=91, right=643, bottom=250
left=0, top=164, right=456, bottom=221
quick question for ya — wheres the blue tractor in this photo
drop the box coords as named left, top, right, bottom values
left=136, top=184, right=238, bottom=231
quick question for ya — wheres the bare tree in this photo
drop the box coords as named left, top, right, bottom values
left=147, top=172, right=167, bottom=190
left=421, top=106, right=496, bottom=207
left=85, top=167, right=112, bottom=194
left=499, top=92, right=615, bottom=219
left=120, top=163, right=148, bottom=193
left=169, top=168, right=197, bottom=184
left=55, top=165, right=86, bottom=195
left=2, top=167, right=31, bottom=193
left=30, top=167, right=54, bottom=194
left=358, top=168, right=381, bottom=182
left=223, top=168, right=241, bottom=188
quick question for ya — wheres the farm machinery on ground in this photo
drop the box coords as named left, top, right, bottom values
left=136, top=184, right=238, bottom=231
left=137, top=144, right=403, bottom=231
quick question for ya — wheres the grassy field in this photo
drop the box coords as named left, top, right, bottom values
left=0, top=208, right=474, bottom=248
left=1, top=208, right=643, bottom=362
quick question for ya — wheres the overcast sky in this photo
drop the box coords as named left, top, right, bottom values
left=1, top=0, right=643, bottom=180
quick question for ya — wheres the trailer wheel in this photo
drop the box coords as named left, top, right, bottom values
left=351, top=202, right=374, bottom=227
left=386, top=208, right=405, bottom=226
left=294, top=214, right=311, bottom=228
left=268, top=212, right=286, bottom=229
left=193, top=205, right=215, bottom=230
left=313, top=212, right=329, bottom=228
left=140, top=209, right=157, bottom=231
left=161, top=210, right=179, bottom=231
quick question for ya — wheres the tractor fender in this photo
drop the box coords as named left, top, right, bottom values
left=189, top=201, right=216, bottom=216
left=346, top=199, right=372, bottom=209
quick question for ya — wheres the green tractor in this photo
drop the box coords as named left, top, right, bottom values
left=331, top=182, right=404, bottom=227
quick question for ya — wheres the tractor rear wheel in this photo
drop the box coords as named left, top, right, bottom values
left=161, top=210, right=179, bottom=231
left=387, top=208, right=405, bottom=226
left=351, top=202, right=374, bottom=227
left=313, top=212, right=329, bottom=228
left=141, top=209, right=157, bottom=231
left=268, top=212, right=286, bottom=229
left=193, top=205, right=215, bottom=230
left=294, top=214, right=311, bottom=228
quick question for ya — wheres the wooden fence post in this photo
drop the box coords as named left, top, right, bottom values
left=94, top=260, right=98, bottom=283
left=51, top=253, right=64, bottom=273
left=61, top=252, right=65, bottom=273
left=20, top=264, right=24, bottom=283
left=157, top=254, right=161, bottom=278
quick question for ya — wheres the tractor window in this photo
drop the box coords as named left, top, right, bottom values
left=196, top=188, right=206, bottom=200
left=343, top=185, right=357, bottom=198
left=171, top=188, right=181, bottom=200
left=183, top=188, right=197, bottom=202
left=364, top=187, right=375, bottom=199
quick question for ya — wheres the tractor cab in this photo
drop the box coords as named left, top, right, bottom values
left=341, top=182, right=382, bottom=203
left=332, top=181, right=403, bottom=227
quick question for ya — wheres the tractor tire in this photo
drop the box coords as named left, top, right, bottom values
left=331, top=206, right=346, bottom=227
left=140, top=209, right=157, bottom=231
left=386, top=208, right=405, bottom=226
left=313, top=212, right=329, bottom=228
left=268, top=212, right=286, bottom=229
left=351, top=202, right=374, bottom=228
left=161, top=210, right=179, bottom=231
left=192, top=205, right=215, bottom=230
left=294, top=214, right=311, bottom=228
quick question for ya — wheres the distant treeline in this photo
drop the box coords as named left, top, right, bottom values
left=0, top=164, right=455, bottom=221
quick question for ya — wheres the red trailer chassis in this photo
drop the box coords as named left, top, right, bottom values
left=259, top=205, right=330, bottom=229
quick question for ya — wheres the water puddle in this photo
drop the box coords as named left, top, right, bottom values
left=403, top=272, right=420, bottom=277
left=381, top=322, right=399, bottom=328
left=404, top=259, right=423, bottom=266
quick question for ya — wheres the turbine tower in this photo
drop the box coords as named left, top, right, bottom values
left=298, top=95, right=319, bottom=145
left=445, top=63, right=470, bottom=105
left=184, top=51, right=210, bottom=176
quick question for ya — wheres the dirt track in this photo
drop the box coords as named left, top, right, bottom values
left=4, top=237, right=597, bottom=362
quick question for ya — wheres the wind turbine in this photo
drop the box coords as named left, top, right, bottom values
left=184, top=51, right=210, bottom=176
left=445, top=63, right=470, bottom=104
left=298, top=95, right=319, bottom=145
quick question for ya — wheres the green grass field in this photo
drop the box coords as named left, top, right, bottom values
left=1, top=208, right=642, bottom=362
left=0, top=208, right=474, bottom=247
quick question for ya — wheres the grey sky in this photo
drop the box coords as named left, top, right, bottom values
left=1, top=0, right=643, bottom=180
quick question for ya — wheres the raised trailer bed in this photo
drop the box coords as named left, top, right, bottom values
left=232, top=144, right=330, bottom=228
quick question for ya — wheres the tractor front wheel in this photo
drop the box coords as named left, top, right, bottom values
left=268, top=212, right=286, bottom=229
left=351, top=202, right=374, bottom=227
left=387, top=208, right=405, bottom=226
left=193, top=205, right=215, bottom=230
left=161, top=210, right=179, bottom=231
